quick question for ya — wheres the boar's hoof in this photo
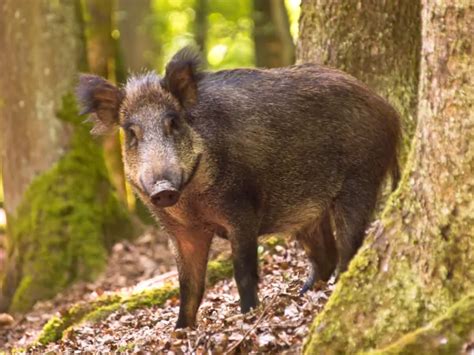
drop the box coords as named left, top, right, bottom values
left=150, top=181, right=180, bottom=207
left=300, top=276, right=316, bottom=295
left=300, top=264, right=319, bottom=295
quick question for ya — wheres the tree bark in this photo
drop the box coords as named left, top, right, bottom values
left=117, top=0, right=156, bottom=72
left=253, top=0, right=295, bottom=68
left=297, top=0, right=421, bottom=159
left=0, top=0, right=133, bottom=313
left=194, top=0, right=208, bottom=58
left=303, top=0, right=473, bottom=353
left=115, top=0, right=159, bottom=225
left=84, top=0, right=128, bottom=204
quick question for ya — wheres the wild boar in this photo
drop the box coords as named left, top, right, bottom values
left=77, top=47, right=401, bottom=328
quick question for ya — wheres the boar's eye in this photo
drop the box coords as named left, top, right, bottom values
left=163, top=112, right=180, bottom=136
left=124, top=124, right=140, bottom=148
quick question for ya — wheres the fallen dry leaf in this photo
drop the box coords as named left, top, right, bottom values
left=0, top=313, right=14, bottom=327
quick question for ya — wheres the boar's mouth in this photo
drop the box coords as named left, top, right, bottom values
left=180, top=153, right=202, bottom=191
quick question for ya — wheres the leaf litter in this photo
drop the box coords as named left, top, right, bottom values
left=1, top=228, right=334, bottom=353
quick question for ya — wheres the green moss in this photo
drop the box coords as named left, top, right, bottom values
left=37, top=293, right=121, bottom=345
left=36, top=284, right=179, bottom=346
left=366, top=292, right=474, bottom=355
left=304, top=216, right=441, bottom=352
left=34, top=238, right=287, bottom=346
left=35, top=255, right=234, bottom=346
left=261, top=235, right=285, bottom=250
left=4, top=93, right=133, bottom=313
left=84, top=284, right=179, bottom=323
left=207, top=257, right=233, bottom=286
left=37, top=316, right=63, bottom=346
left=304, top=246, right=381, bottom=353
left=117, top=342, right=135, bottom=352
left=303, top=155, right=474, bottom=354
left=122, top=284, right=178, bottom=310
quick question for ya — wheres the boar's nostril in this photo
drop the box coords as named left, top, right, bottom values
left=151, top=190, right=180, bottom=207
left=150, top=180, right=180, bottom=207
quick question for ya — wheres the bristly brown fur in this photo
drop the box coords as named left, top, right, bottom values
left=161, top=47, right=203, bottom=107
left=120, top=72, right=173, bottom=118
left=76, top=46, right=402, bottom=329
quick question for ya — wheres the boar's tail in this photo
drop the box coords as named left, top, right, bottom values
left=389, top=107, right=402, bottom=192
left=391, top=156, right=401, bottom=192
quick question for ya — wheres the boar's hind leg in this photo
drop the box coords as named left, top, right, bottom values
left=229, top=224, right=260, bottom=314
left=331, top=174, right=380, bottom=277
left=172, top=231, right=213, bottom=328
left=297, top=210, right=337, bottom=294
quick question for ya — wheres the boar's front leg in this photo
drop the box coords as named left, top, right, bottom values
left=228, top=224, right=260, bottom=313
left=171, top=229, right=213, bottom=328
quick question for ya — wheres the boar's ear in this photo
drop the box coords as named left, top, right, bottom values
left=162, top=47, right=201, bottom=107
left=76, top=74, right=123, bottom=135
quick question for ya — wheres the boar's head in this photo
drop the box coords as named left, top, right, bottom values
left=76, top=48, right=204, bottom=208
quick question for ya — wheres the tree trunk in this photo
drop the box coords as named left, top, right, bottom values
left=0, top=0, right=133, bottom=313
left=297, top=0, right=421, bottom=160
left=117, top=0, right=156, bottom=72
left=115, top=0, right=158, bottom=225
left=303, top=0, right=474, bottom=353
left=253, top=0, right=295, bottom=68
left=194, top=0, right=208, bottom=58
left=84, top=0, right=128, bottom=205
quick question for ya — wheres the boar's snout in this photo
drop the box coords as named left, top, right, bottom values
left=150, top=180, right=181, bottom=207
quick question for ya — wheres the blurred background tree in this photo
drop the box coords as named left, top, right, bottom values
left=0, top=0, right=134, bottom=313
left=253, top=0, right=294, bottom=67
left=83, top=0, right=128, bottom=205
left=117, top=0, right=158, bottom=72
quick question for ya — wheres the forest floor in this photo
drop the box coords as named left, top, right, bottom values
left=0, top=229, right=332, bottom=353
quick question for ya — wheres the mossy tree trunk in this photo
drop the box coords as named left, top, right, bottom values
left=297, top=0, right=421, bottom=160
left=303, top=0, right=474, bottom=353
left=253, top=0, right=295, bottom=68
left=0, top=0, right=133, bottom=313
left=84, top=0, right=128, bottom=205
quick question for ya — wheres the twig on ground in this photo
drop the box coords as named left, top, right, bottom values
left=226, top=292, right=280, bottom=354
left=192, top=333, right=205, bottom=353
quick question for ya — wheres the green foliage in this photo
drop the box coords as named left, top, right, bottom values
left=205, top=0, right=254, bottom=69
left=285, top=0, right=301, bottom=42
left=0, top=173, right=4, bottom=208
left=148, top=0, right=255, bottom=71
left=6, top=94, right=133, bottom=313
left=118, top=0, right=299, bottom=72
left=207, top=257, right=233, bottom=285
